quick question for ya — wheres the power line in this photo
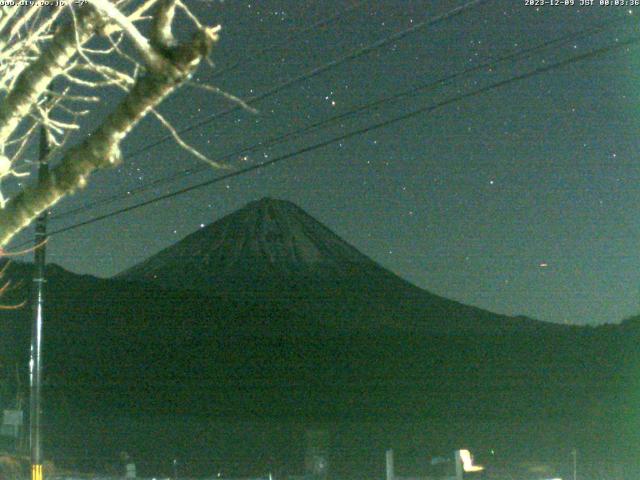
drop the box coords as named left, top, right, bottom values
left=50, top=14, right=631, bottom=222
left=210, top=1, right=368, bottom=79
left=124, top=0, right=489, bottom=159
left=38, top=34, right=640, bottom=242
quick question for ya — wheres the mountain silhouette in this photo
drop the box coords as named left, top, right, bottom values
left=118, top=197, right=551, bottom=334
left=0, top=199, right=632, bottom=476
left=119, top=197, right=391, bottom=291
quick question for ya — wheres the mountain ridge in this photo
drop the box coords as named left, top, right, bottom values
left=0, top=230, right=632, bottom=476
left=113, top=197, right=570, bottom=335
left=117, top=197, right=379, bottom=287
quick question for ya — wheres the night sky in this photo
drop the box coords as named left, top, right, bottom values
left=7, top=0, right=640, bottom=325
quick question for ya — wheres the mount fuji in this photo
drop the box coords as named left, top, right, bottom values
left=0, top=199, right=628, bottom=473
left=118, top=197, right=384, bottom=291
left=118, top=197, right=553, bottom=334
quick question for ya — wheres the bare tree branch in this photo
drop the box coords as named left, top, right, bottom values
left=0, top=7, right=101, bottom=149
left=151, top=107, right=228, bottom=168
left=0, top=18, right=221, bottom=246
left=187, top=81, right=257, bottom=114
left=85, top=0, right=168, bottom=72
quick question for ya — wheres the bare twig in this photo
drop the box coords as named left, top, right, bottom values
left=187, top=81, right=258, bottom=114
left=151, top=108, right=228, bottom=169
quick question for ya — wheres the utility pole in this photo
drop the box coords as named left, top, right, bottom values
left=454, top=450, right=463, bottom=480
left=30, top=121, right=50, bottom=480
left=571, top=448, right=577, bottom=480
left=385, top=449, right=394, bottom=480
